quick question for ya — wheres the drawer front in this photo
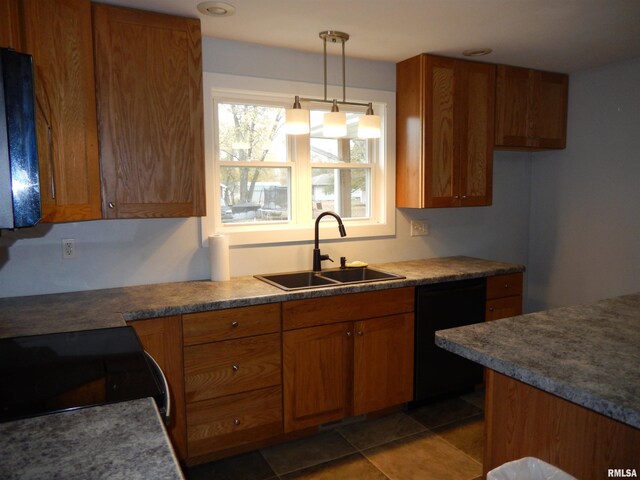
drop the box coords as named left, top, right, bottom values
left=283, top=287, right=414, bottom=330
left=187, top=386, right=282, bottom=457
left=486, top=296, right=523, bottom=321
left=183, top=303, right=281, bottom=346
left=486, top=273, right=523, bottom=299
left=184, top=333, right=281, bottom=403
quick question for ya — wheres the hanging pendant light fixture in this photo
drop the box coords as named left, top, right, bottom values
left=285, top=31, right=381, bottom=139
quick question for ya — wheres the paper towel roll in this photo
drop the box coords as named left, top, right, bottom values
left=209, top=234, right=230, bottom=281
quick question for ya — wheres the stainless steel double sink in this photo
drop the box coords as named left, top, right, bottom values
left=255, top=267, right=405, bottom=291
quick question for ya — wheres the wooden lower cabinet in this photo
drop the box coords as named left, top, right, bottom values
left=128, top=316, right=187, bottom=460
left=283, top=288, right=415, bottom=433
left=187, top=386, right=282, bottom=458
left=486, top=273, right=523, bottom=321
left=353, top=314, right=414, bottom=415
left=485, top=370, right=640, bottom=479
left=283, top=322, right=352, bottom=432
left=182, top=304, right=283, bottom=463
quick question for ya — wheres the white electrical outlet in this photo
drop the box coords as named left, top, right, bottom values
left=62, top=239, right=75, bottom=259
left=410, top=220, right=429, bottom=237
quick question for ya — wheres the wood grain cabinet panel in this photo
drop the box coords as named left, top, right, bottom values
left=184, top=333, right=281, bottom=402
left=0, top=0, right=22, bottom=50
left=283, top=322, right=352, bottom=432
left=396, top=54, right=495, bottom=208
left=485, top=272, right=523, bottom=321
left=495, top=65, right=568, bottom=150
left=128, top=316, right=187, bottom=460
left=283, top=289, right=415, bottom=432
left=93, top=4, right=205, bottom=218
left=21, top=0, right=102, bottom=222
left=353, top=313, right=414, bottom=415
left=183, top=304, right=281, bottom=346
left=187, top=386, right=282, bottom=458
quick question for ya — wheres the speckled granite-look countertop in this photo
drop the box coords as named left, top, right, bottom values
left=0, top=398, right=184, bottom=480
left=435, top=293, right=640, bottom=429
left=0, top=256, right=524, bottom=339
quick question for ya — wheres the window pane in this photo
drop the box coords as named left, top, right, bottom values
left=220, top=166, right=290, bottom=223
left=217, top=103, right=287, bottom=162
left=312, top=168, right=370, bottom=219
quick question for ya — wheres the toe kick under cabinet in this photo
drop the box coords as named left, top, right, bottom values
left=182, top=304, right=282, bottom=462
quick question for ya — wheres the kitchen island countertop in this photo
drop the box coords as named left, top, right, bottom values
left=0, top=255, right=524, bottom=338
left=435, top=292, right=640, bottom=428
left=0, top=397, right=184, bottom=480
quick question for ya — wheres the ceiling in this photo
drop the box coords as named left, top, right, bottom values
left=101, top=0, right=640, bottom=73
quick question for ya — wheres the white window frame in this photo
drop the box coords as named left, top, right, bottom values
left=200, top=72, right=396, bottom=246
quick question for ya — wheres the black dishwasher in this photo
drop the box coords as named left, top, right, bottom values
left=412, top=278, right=485, bottom=404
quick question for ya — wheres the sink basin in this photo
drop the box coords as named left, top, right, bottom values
left=255, top=267, right=404, bottom=291
left=320, top=267, right=403, bottom=284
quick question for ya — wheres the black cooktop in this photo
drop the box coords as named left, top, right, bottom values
left=0, top=326, right=162, bottom=423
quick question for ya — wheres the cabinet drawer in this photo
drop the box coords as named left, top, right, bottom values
left=184, top=333, right=281, bottom=403
left=283, top=287, right=414, bottom=330
left=183, top=303, right=280, bottom=346
left=486, top=296, right=523, bottom=321
left=187, top=386, right=282, bottom=457
left=486, top=273, right=523, bottom=299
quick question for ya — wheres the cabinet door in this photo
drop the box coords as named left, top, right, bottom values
left=424, top=56, right=458, bottom=207
left=93, top=4, right=205, bottom=219
left=495, top=65, right=532, bottom=148
left=353, top=313, right=414, bottom=415
left=459, top=61, right=494, bottom=206
left=0, top=0, right=22, bottom=49
left=22, top=0, right=102, bottom=222
left=534, top=71, right=568, bottom=149
left=128, top=316, right=187, bottom=460
left=283, top=322, right=352, bottom=432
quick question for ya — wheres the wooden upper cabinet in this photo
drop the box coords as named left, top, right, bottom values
left=21, top=0, right=102, bottom=222
left=93, top=4, right=206, bottom=219
left=495, top=65, right=568, bottom=150
left=396, top=54, right=495, bottom=208
left=0, top=0, right=23, bottom=50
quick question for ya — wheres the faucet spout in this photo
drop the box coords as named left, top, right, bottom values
left=313, top=211, right=347, bottom=272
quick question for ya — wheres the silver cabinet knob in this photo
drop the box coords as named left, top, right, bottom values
left=231, top=320, right=239, bottom=328
left=346, top=331, right=352, bottom=337
left=504, top=283, right=509, bottom=289
left=489, top=306, right=495, bottom=312
left=233, top=418, right=240, bottom=426
left=108, top=202, right=115, bottom=209
left=232, top=364, right=239, bottom=372
left=357, top=330, right=363, bottom=336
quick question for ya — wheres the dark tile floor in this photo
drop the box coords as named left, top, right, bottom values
left=186, top=390, right=485, bottom=480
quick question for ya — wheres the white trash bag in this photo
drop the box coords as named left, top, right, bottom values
left=487, top=457, right=577, bottom=480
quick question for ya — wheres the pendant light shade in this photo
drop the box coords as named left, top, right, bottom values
left=358, top=103, right=381, bottom=138
left=285, top=96, right=310, bottom=135
left=323, top=100, right=347, bottom=137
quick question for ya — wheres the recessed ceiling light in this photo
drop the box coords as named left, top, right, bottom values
left=462, top=48, right=493, bottom=57
left=197, top=1, right=235, bottom=17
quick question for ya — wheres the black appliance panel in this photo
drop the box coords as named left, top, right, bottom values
left=413, top=278, right=486, bottom=403
left=0, top=327, right=163, bottom=422
left=0, top=48, right=41, bottom=229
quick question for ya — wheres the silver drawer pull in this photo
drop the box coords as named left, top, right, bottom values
left=231, top=321, right=239, bottom=328
left=232, top=364, right=239, bottom=372
left=233, top=418, right=240, bottom=426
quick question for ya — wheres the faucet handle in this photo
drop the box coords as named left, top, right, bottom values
left=320, top=253, right=334, bottom=263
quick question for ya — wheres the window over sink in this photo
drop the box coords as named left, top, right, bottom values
left=200, top=73, right=396, bottom=246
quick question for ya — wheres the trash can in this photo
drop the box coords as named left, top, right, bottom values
left=487, top=457, right=577, bottom=480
